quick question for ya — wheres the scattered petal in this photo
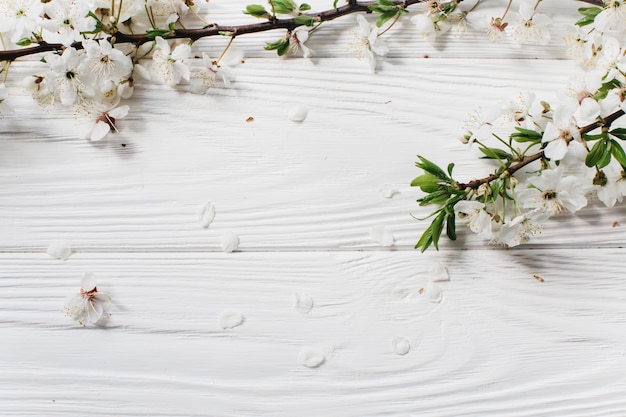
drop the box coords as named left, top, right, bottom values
left=198, top=201, right=216, bottom=228
left=219, top=310, right=244, bottom=329
left=392, top=336, right=411, bottom=355
left=379, top=184, right=399, bottom=199
left=425, top=282, right=443, bottom=303
left=287, top=105, right=309, bottom=123
left=47, top=240, right=72, bottom=261
left=221, top=231, right=240, bottom=252
left=430, top=262, right=449, bottom=282
left=298, top=348, right=325, bottom=368
left=294, top=292, right=314, bottom=314
left=370, top=225, right=395, bottom=247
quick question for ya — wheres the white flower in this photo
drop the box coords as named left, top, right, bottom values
left=541, top=100, right=579, bottom=161
left=189, top=48, right=242, bottom=93
left=289, top=26, right=312, bottom=58
left=81, top=40, right=133, bottom=88
left=493, top=213, right=541, bottom=247
left=454, top=200, right=495, bottom=239
left=41, top=0, right=96, bottom=47
left=90, top=104, right=130, bottom=141
left=0, top=0, right=43, bottom=43
left=517, top=166, right=588, bottom=219
left=150, top=37, right=192, bottom=87
left=411, top=13, right=450, bottom=43
left=594, top=0, right=626, bottom=32
left=45, top=47, right=95, bottom=107
left=594, top=163, right=626, bottom=207
left=349, top=14, right=389, bottom=72
left=506, top=0, right=551, bottom=46
left=63, top=273, right=112, bottom=327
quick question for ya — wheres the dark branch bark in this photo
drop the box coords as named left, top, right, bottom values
left=458, top=109, right=626, bottom=190
left=0, top=0, right=428, bottom=62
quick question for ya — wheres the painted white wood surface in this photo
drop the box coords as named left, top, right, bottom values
left=2, top=1, right=626, bottom=416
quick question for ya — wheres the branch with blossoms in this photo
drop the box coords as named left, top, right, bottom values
left=411, top=2, right=626, bottom=251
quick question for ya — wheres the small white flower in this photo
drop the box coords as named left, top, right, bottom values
left=63, top=273, right=112, bottom=327
left=493, top=213, right=541, bottom=247
left=150, top=37, right=192, bottom=87
left=506, top=0, right=551, bottom=46
left=41, top=0, right=96, bottom=47
left=90, top=105, right=130, bottom=141
left=289, top=26, right=312, bottom=58
left=517, top=166, right=588, bottom=219
left=81, top=40, right=133, bottom=88
left=541, top=100, right=579, bottom=161
left=349, top=15, right=389, bottom=72
left=593, top=0, right=626, bottom=32
left=189, top=48, right=243, bottom=93
left=411, top=13, right=450, bottom=43
left=45, top=47, right=94, bottom=107
left=454, top=200, right=495, bottom=239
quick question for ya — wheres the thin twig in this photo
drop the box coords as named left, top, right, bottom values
left=458, top=109, right=626, bottom=190
left=0, top=0, right=428, bottom=62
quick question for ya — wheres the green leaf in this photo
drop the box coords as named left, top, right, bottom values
left=479, top=146, right=513, bottom=161
left=418, top=190, right=450, bottom=206
left=583, top=132, right=607, bottom=141
left=294, top=15, right=315, bottom=26
left=598, top=140, right=613, bottom=168
left=611, top=140, right=626, bottom=167
left=264, top=38, right=290, bottom=55
left=610, top=128, right=626, bottom=141
left=416, top=156, right=449, bottom=181
left=244, top=4, right=270, bottom=18
left=333, top=0, right=339, bottom=8
left=511, top=127, right=542, bottom=143
left=446, top=211, right=456, bottom=241
left=410, top=173, right=438, bottom=188
left=299, top=3, right=311, bottom=11
left=16, top=37, right=32, bottom=46
left=431, top=211, right=446, bottom=250
left=447, top=162, right=455, bottom=177
left=415, top=223, right=433, bottom=253
left=578, top=6, right=602, bottom=17
left=270, top=0, right=297, bottom=14
left=585, top=139, right=605, bottom=167
left=375, top=10, right=398, bottom=27
left=146, top=29, right=172, bottom=39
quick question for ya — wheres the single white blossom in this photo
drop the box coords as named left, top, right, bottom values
left=349, top=15, right=389, bottom=72
left=90, top=104, right=130, bottom=141
left=594, top=0, right=626, bottom=33
left=454, top=200, right=495, bottom=239
left=506, top=0, right=551, bottom=46
left=150, top=37, right=192, bottom=87
left=63, top=273, right=112, bottom=327
left=541, top=100, right=579, bottom=161
left=289, top=26, right=313, bottom=58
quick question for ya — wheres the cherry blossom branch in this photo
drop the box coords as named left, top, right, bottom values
left=458, top=109, right=626, bottom=190
left=0, top=0, right=433, bottom=62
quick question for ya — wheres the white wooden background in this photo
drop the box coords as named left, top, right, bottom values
left=3, top=1, right=626, bottom=416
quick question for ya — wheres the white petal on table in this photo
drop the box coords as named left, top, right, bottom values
left=370, top=225, right=395, bottom=247
left=287, top=105, right=309, bottom=123
left=294, top=292, right=314, bottom=314
left=425, top=282, right=443, bottom=303
left=198, top=201, right=216, bottom=228
left=391, top=336, right=411, bottom=355
left=298, top=348, right=325, bottom=368
left=221, top=231, right=240, bottom=252
left=219, top=311, right=245, bottom=329
left=46, top=240, right=72, bottom=261
left=379, top=184, right=399, bottom=198
left=430, top=261, right=450, bottom=282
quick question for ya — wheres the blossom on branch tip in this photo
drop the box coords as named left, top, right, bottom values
left=505, top=0, right=551, bottom=46
left=349, top=15, right=388, bottom=72
left=63, top=273, right=112, bottom=327
left=150, top=37, right=192, bottom=87
left=289, top=26, right=313, bottom=58
left=90, top=105, right=130, bottom=142
left=541, top=101, right=579, bottom=161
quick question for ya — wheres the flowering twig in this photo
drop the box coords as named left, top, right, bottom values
left=458, top=109, right=626, bottom=190
left=0, top=0, right=430, bottom=62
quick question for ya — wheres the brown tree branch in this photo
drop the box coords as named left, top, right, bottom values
left=458, top=109, right=626, bottom=190
left=0, top=0, right=429, bottom=62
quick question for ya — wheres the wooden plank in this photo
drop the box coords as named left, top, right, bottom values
left=1, top=250, right=626, bottom=416
left=2, top=58, right=625, bottom=251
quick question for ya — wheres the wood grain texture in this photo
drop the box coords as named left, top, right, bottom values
left=3, top=1, right=626, bottom=415
left=2, top=250, right=626, bottom=417
left=2, top=58, right=625, bottom=251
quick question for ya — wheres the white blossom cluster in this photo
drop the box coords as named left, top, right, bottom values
left=0, top=0, right=247, bottom=140
left=438, top=1, right=626, bottom=248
